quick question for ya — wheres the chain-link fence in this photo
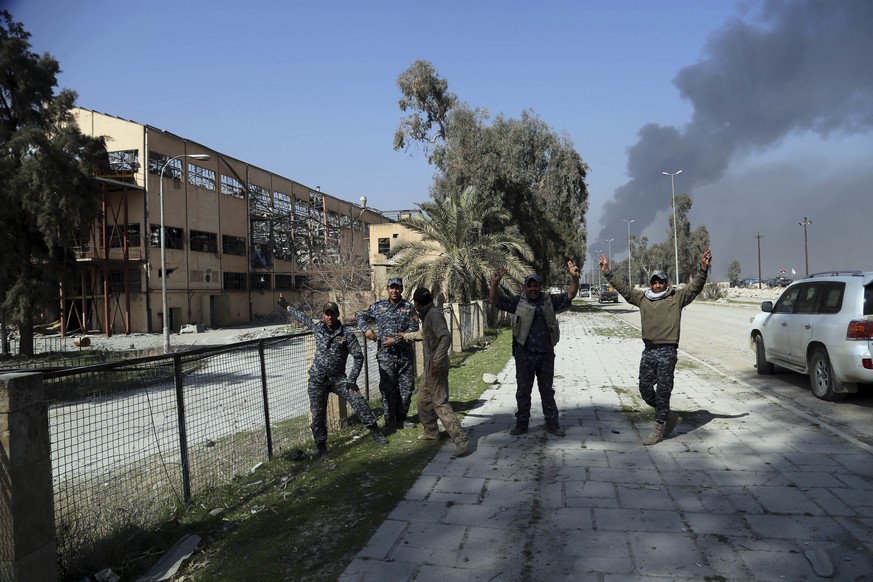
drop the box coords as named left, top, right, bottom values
left=41, top=329, right=380, bottom=577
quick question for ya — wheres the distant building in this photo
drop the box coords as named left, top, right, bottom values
left=367, top=218, right=425, bottom=291
left=69, top=108, right=390, bottom=335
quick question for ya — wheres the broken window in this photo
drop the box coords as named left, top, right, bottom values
left=220, top=174, right=244, bottom=198
left=222, top=235, right=247, bottom=256
left=150, top=224, right=184, bottom=249
left=148, top=151, right=181, bottom=179
left=223, top=271, right=246, bottom=290
left=190, top=230, right=218, bottom=253
left=377, top=238, right=390, bottom=255
left=187, top=163, right=215, bottom=190
left=108, top=150, right=139, bottom=174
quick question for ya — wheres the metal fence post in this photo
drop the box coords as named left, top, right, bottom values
left=172, top=356, right=192, bottom=502
left=258, top=341, right=274, bottom=459
left=1, top=372, right=57, bottom=581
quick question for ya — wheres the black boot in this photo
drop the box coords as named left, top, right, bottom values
left=316, top=442, right=328, bottom=459
left=369, top=425, right=389, bottom=445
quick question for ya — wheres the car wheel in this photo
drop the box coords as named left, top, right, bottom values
left=808, top=348, right=846, bottom=401
left=755, top=335, right=774, bottom=375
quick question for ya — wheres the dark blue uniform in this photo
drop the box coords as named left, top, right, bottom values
left=496, top=293, right=572, bottom=428
left=287, top=306, right=378, bottom=445
left=356, top=298, right=419, bottom=427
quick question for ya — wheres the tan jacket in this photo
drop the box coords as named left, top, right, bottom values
left=606, top=269, right=708, bottom=345
left=401, top=303, right=450, bottom=380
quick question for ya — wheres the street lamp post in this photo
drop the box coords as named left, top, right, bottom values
left=755, top=232, right=764, bottom=289
left=604, top=238, right=614, bottom=268
left=622, top=219, right=635, bottom=287
left=662, top=170, right=683, bottom=283
left=160, top=153, right=210, bottom=353
left=799, top=216, right=812, bottom=276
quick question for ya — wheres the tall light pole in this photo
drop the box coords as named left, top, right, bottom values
left=799, top=216, right=812, bottom=277
left=622, top=219, right=635, bottom=287
left=604, top=239, right=614, bottom=272
left=662, top=170, right=683, bottom=283
left=755, top=232, right=764, bottom=289
left=160, top=153, right=210, bottom=353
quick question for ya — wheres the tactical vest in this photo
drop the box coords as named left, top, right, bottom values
left=512, top=295, right=560, bottom=348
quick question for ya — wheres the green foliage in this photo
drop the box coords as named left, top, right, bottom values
left=0, top=10, right=107, bottom=355
left=701, top=281, right=728, bottom=301
left=394, top=60, right=590, bottom=284
left=727, top=259, right=742, bottom=282
left=390, top=186, right=533, bottom=303
left=155, top=329, right=514, bottom=582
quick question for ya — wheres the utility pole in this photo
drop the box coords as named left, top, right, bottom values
left=799, top=217, right=812, bottom=276
left=755, top=232, right=763, bottom=289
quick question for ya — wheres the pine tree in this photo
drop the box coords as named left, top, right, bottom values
left=1, top=10, right=107, bottom=355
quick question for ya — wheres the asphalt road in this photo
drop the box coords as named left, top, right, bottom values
left=592, top=296, right=873, bottom=449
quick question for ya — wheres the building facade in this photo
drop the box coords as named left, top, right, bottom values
left=70, top=108, right=389, bottom=335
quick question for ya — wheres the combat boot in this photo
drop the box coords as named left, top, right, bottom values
left=316, top=442, right=329, bottom=458
left=369, top=425, right=389, bottom=445
left=642, top=421, right=664, bottom=446
left=452, top=439, right=471, bottom=458
left=663, top=411, right=683, bottom=439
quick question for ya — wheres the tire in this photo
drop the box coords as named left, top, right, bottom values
left=755, top=335, right=774, bottom=375
left=808, top=348, right=846, bottom=401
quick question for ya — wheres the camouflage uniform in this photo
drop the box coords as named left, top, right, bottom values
left=286, top=306, right=378, bottom=445
left=356, top=298, right=419, bottom=427
left=495, top=293, right=573, bottom=428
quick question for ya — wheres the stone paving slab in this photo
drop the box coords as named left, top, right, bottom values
left=340, top=309, right=873, bottom=581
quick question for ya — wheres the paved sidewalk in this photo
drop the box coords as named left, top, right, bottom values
left=340, top=310, right=873, bottom=581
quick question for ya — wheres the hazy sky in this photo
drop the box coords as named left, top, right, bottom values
left=6, top=0, right=872, bottom=280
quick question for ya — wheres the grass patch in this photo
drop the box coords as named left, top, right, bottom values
left=104, top=328, right=513, bottom=581
left=611, top=385, right=655, bottom=423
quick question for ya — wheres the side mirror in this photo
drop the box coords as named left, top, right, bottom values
left=760, top=301, right=773, bottom=313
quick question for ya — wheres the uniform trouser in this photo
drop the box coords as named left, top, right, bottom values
left=638, top=344, right=678, bottom=424
left=418, top=369, right=466, bottom=444
left=514, top=349, right=559, bottom=426
left=308, top=375, right=378, bottom=445
left=377, top=354, right=415, bottom=424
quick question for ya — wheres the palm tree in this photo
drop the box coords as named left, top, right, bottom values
left=390, top=186, right=533, bottom=303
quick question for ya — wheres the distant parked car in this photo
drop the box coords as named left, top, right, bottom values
left=749, top=271, right=873, bottom=400
left=579, top=283, right=591, bottom=298
left=599, top=284, right=619, bottom=304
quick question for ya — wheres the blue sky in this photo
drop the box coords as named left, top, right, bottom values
left=7, top=0, right=872, bottom=280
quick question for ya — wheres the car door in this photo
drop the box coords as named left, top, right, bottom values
left=765, top=285, right=802, bottom=362
left=786, top=283, right=822, bottom=366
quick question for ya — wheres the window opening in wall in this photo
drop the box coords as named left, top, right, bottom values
left=150, top=224, right=184, bottom=249
left=220, top=174, right=244, bottom=199
left=249, top=184, right=271, bottom=214
left=108, top=150, right=139, bottom=174
left=148, top=152, right=181, bottom=179
left=190, top=230, right=218, bottom=253
left=104, top=270, right=142, bottom=294
left=295, top=275, right=310, bottom=290
left=250, top=272, right=270, bottom=290
left=188, top=163, right=215, bottom=190
left=377, top=237, right=390, bottom=255
left=275, top=274, right=293, bottom=289
left=103, top=223, right=142, bottom=248
left=222, top=234, right=247, bottom=256
left=223, top=271, right=246, bottom=290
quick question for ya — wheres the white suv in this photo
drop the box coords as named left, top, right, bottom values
left=750, top=271, right=873, bottom=400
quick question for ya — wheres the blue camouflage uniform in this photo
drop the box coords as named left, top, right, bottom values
left=286, top=305, right=378, bottom=445
left=496, top=292, right=573, bottom=428
left=356, top=297, right=419, bottom=428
